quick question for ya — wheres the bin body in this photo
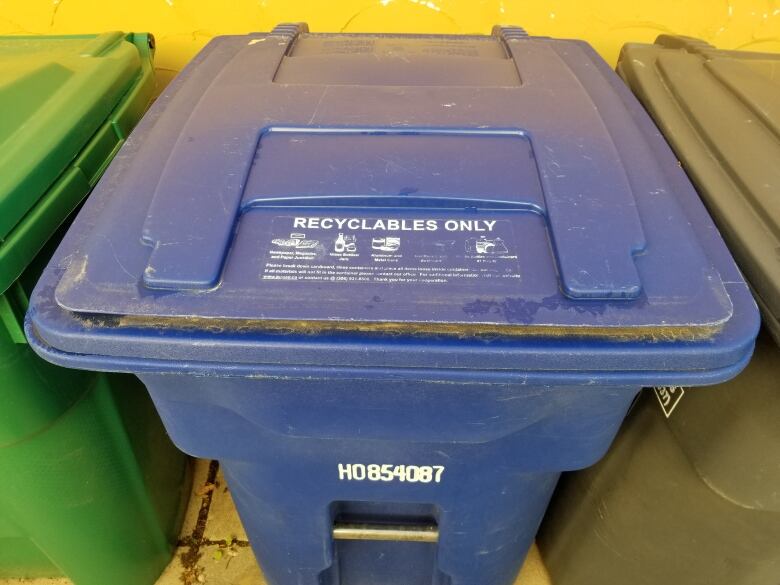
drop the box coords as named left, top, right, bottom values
left=143, top=372, right=638, bottom=585
left=0, top=33, right=191, bottom=584
left=26, top=26, right=759, bottom=585
left=538, top=334, right=780, bottom=585
left=538, top=35, right=780, bottom=585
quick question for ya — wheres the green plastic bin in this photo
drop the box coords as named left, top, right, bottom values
left=0, top=32, right=191, bottom=584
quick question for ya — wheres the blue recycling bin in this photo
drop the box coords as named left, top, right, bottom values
left=25, top=25, right=759, bottom=585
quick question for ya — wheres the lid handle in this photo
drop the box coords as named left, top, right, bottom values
left=141, top=27, right=298, bottom=291
left=502, top=39, right=647, bottom=299
left=270, top=22, right=309, bottom=37
left=492, top=25, right=530, bottom=41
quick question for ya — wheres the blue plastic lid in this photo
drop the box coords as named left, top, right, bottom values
left=26, top=26, right=759, bottom=378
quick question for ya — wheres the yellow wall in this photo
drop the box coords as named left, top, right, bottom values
left=2, top=0, right=779, bottom=88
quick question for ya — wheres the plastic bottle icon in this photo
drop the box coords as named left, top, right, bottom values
left=335, top=233, right=346, bottom=253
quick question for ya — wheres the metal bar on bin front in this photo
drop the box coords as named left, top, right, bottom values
left=333, top=523, right=439, bottom=543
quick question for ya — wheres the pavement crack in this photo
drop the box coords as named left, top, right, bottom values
left=178, top=460, right=220, bottom=585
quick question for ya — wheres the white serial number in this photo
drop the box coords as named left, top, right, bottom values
left=338, top=463, right=445, bottom=484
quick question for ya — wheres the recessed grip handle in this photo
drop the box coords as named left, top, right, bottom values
left=333, top=522, right=439, bottom=543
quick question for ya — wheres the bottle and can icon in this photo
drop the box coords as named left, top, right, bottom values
left=334, top=233, right=357, bottom=253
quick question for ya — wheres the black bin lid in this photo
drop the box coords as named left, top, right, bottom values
left=618, top=35, right=780, bottom=343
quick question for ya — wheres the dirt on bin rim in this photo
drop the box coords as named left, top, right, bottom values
left=84, top=313, right=722, bottom=343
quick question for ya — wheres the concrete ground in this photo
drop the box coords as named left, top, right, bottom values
left=1, top=458, right=552, bottom=585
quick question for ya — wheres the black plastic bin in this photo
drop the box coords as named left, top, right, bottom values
left=538, top=35, right=780, bottom=585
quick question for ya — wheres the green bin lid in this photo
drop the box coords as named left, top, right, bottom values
left=617, top=35, right=780, bottom=342
left=0, top=31, right=154, bottom=295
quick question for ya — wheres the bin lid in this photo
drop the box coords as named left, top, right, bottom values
left=0, top=32, right=153, bottom=295
left=618, top=35, right=780, bottom=343
left=26, top=26, right=759, bottom=376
